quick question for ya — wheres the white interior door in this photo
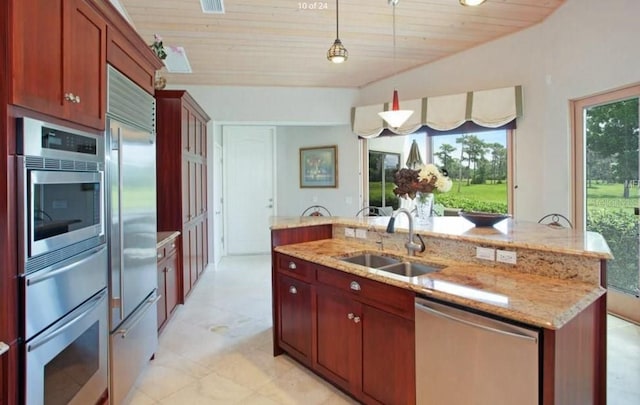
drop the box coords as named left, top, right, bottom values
left=223, top=126, right=275, bottom=254
left=212, top=143, right=224, bottom=264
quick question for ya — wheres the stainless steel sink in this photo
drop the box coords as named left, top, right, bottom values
left=339, top=253, right=444, bottom=278
left=377, top=261, right=444, bottom=277
left=341, top=253, right=401, bottom=268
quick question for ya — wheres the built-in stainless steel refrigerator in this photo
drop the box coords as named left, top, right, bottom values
left=105, top=66, right=159, bottom=405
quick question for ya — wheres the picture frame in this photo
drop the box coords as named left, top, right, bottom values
left=300, top=145, right=338, bottom=188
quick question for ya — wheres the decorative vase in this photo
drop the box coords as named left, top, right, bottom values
left=415, top=192, right=434, bottom=224
left=154, top=70, right=167, bottom=90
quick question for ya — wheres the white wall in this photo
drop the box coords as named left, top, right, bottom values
left=358, top=0, right=640, bottom=222
left=276, top=125, right=361, bottom=217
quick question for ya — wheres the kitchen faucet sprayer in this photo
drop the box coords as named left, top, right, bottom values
left=386, top=208, right=425, bottom=256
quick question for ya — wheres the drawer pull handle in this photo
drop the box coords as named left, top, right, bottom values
left=350, top=281, right=361, bottom=291
left=288, top=262, right=297, bottom=270
left=289, top=286, right=297, bottom=294
left=165, top=267, right=173, bottom=273
left=157, top=253, right=163, bottom=259
left=353, top=316, right=361, bottom=324
left=171, top=243, right=175, bottom=249
left=347, top=313, right=355, bottom=320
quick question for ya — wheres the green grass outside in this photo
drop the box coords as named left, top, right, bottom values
left=373, top=181, right=638, bottom=210
left=586, top=183, right=639, bottom=210
left=370, top=180, right=507, bottom=206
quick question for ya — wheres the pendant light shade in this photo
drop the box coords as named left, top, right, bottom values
left=378, top=90, right=414, bottom=128
left=328, top=39, right=348, bottom=63
left=327, top=0, right=348, bottom=63
left=459, top=0, right=487, bottom=6
left=378, top=0, right=413, bottom=129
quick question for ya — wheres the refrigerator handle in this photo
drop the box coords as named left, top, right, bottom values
left=117, top=128, right=125, bottom=321
left=114, top=292, right=160, bottom=339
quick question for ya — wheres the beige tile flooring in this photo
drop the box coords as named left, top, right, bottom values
left=125, top=254, right=640, bottom=405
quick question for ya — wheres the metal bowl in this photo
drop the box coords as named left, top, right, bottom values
left=459, top=211, right=510, bottom=227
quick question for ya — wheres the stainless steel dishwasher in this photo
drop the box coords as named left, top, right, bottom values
left=415, top=297, right=539, bottom=405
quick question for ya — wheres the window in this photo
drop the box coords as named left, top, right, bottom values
left=369, top=150, right=401, bottom=209
left=365, top=129, right=512, bottom=214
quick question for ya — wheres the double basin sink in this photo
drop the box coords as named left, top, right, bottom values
left=339, top=252, right=444, bottom=278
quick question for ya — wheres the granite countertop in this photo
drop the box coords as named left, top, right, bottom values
left=157, top=231, right=180, bottom=249
left=271, top=216, right=612, bottom=259
left=274, top=238, right=605, bottom=330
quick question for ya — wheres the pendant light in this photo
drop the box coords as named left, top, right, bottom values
left=459, top=0, right=487, bottom=6
left=378, top=0, right=413, bottom=129
left=327, top=0, right=348, bottom=63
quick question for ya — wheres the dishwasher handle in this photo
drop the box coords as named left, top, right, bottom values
left=415, top=300, right=538, bottom=344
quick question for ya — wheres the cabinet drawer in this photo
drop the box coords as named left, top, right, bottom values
left=317, top=266, right=414, bottom=318
left=164, top=239, right=178, bottom=258
left=276, top=254, right=314, bottom=282
left=157, top=238, right=179, bottom=262
left=157, top=246, right=165, bottom=261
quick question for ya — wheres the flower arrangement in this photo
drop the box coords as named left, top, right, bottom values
left=393, top=163, right=452, bottom=200
left=150, top=34, right=167, bottom=60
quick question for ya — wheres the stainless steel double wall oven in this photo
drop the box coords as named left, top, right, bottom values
left=17, top=117, right=109, bottom=405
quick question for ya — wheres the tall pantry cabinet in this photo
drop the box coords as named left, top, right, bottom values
left=155, top=90, right=211, bottom=300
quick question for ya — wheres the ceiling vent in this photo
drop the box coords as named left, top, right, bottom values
left=200, top=0, right=225, bottom=14
left=163, top=46, right=192, bottom=74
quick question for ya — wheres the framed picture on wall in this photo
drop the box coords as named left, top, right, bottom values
left=300, top=145, right=338, bottom=188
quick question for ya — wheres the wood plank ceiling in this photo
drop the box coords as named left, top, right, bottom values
left=120, top=0, right=565, bottom=88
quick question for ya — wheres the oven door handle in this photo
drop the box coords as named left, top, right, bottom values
left=25, top=245, right=106, bottom=286
left=27, top=289, right=107, bottom=352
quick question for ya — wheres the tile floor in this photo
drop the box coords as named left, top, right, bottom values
left=125, top=254, right=640, bottom=405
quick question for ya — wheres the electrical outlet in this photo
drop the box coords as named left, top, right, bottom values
left=496, top=249, right=517, bottom=264
left=355, top=229, right=367, bottom=239
left=476, top=247, right=495, bottom=261
left=345, top=228, right=356, bottom=238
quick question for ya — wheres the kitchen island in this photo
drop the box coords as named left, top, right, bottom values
left=270, top=216, right=611, bottom=405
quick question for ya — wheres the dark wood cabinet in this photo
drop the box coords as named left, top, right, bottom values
left=315, top=267, right=415, bottom=405
left=10, top=0, right=107, bottom=129
left=276, top=274, right=312, bottom=364
left=272, top=252, right=415, bottom=405
left=275, top=254, right=315, bottom=365
left=157, top=233, right=180, bottom=333
left=155, top=90, right=211, bottom=301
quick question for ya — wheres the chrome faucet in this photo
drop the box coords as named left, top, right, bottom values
left=386, top=208, right=425, bottom=256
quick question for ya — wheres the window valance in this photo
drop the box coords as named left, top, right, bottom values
left=351, top=85, right=523, bottom=138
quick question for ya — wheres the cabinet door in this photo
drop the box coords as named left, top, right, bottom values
left=157, top=258, right=167, bottom=331
left=195, top=161, right=202, bottom=217
left=182, top=228, right=192, bottom=299
left=189, top=225, right=198, bottom=286
left=315, top=287, right=361, bottom=393
left=201, top=162, right=208, bottom=215
left=11, top=0, right=65, bottom=118
left=277, top=274, right=312, bottom=363
left=195, top=221, right=203, bottom=276
left=165, top=249, right=179, bottom=316
left=11, top=0, right=105, bottom=129
left=202, top=217, right=208, bottom=268
left=361, top=304, right=415, bottom=405
left=63, top=0, right=106, bottom=129
left=181, top=158, right=190, bottom=223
